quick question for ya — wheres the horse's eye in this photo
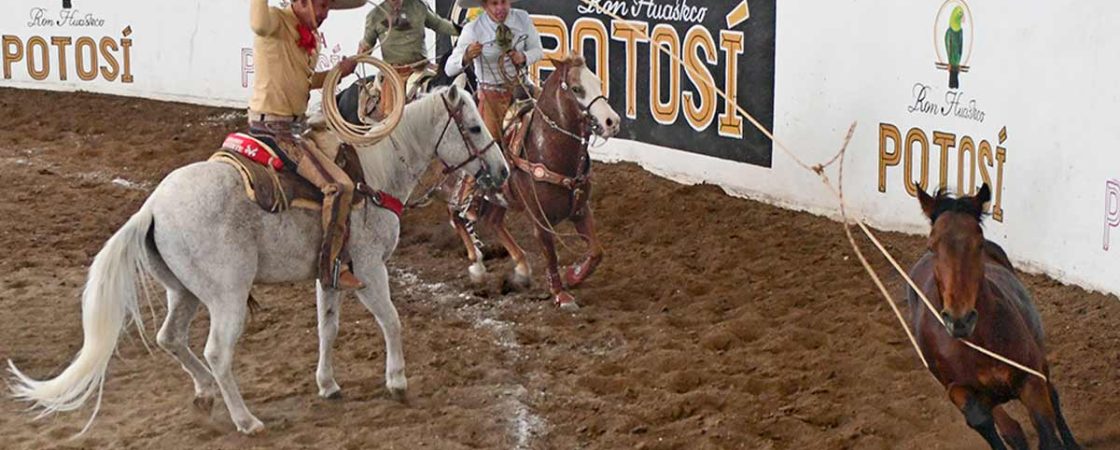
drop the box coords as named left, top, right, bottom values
left=469, top=126, right=482, bottom=134
left=572, top=86, right=585, bottom=96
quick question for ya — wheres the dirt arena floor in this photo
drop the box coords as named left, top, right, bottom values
left=0, top=88, right=1117, bottom=449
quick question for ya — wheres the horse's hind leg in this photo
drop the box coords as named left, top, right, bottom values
left=156, top=289, right=219, bottom=412
left=489, top=206, right=531, bottom=290
left=315, top=282, right=343, bottom=399
left=564, top=206, right=603, bottom=288
left=449, top=206, right=487, bottom=283
left=202, top=299, right=263, bottom=434
left=992, top=405, right=1028, bottom=450
left=354, top=262, right=407, bottom=400
left=1019, top=377, right=1066, bottom=450
left=1049, top=385, right=1081, bottom=449
left=948, top=384, right=1008, bottom=450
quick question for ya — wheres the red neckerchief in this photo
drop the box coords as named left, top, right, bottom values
left=296, top=24, right=317, bottom=54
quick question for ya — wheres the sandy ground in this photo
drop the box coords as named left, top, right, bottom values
left=0, top=88, right=1117, bottom=449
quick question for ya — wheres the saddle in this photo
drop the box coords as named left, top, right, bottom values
left=355, top=64, right=439, bottom=125
left=209, top=129, right=403, bottom=216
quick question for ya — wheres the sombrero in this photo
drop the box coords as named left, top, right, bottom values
left=456, top=0, right=522, bottom=8
left=331, top=0, right=367, bottom=10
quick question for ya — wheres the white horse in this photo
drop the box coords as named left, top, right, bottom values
left=7, top=86, right=507, bottom=435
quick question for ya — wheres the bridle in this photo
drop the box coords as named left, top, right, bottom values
left=403, top=92, right=502, bottom=210
left=432, top=94, right=498, bottom=178
left=545, top=68, right=609, bottom=145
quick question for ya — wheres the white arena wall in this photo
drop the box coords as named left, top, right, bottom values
left=3, top=0, right=1118, bottom=297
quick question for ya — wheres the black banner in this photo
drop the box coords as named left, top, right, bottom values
left=436, top=0, right=775, bottom=167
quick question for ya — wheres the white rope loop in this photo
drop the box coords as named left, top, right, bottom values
left=321, top=55, right=405, bottom=146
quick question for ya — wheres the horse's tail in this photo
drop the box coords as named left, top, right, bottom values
left=7, top=197, right=156, bottom=435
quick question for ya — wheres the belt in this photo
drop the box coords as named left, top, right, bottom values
left=392, top=59, right=431, bottom=71
left=478, top=83, right=513, bottom=93
left=247, top=110, right=303, bottom=123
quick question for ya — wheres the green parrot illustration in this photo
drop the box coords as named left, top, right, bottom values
left=945, top=6, right=965, bottom=89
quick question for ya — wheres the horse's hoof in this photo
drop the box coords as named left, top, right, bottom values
left=237, top=417, right=266, bottom=435
left=554, top=292, right=579, bottom=310
left=192, top=395, right=215, bottom=414
left=387, top=371, right=408, bottom=403
left=563, top=265, right=585, bottom=287
left=319, top=386, right=343, bottom=400
left=468, top=262, right=487, bottom=284
left=506, top=271, right=532, bottom=291
left=564, top=257, right=599, bottom=287
left=388, top=387, right=409, bottom=404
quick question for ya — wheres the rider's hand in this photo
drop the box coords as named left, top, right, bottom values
left=508, top=50, right=526, bottom=67
left=464, top=42, right=484, bottom=64
left=338, top=57, right=358, bottom=77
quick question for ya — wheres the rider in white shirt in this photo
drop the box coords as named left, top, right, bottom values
left=445, top=0, right=542, bottom=139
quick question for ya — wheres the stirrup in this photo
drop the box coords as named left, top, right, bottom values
left=327, top=259, right=364, bottom=291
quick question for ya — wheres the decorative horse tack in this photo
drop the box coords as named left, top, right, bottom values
left=211, top=133, right=403, bottom=216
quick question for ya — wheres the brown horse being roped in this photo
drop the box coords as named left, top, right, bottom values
left=909, top=184, right=1079, bottom=450
left=449, top=56, right=620, bottom=309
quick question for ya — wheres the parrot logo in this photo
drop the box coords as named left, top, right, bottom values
left=945, top=6, right=964, bottom=88
left=934, top=1, right=972, bottom=90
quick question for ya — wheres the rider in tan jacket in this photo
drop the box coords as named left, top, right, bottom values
left=248, top=0, right=364, bottom=290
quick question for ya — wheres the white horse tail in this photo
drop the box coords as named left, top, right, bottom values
left=8, top=197, right=155, bottom=434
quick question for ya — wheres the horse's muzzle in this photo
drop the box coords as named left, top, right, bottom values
left=475, top=166, right=508, bottom=192
left=941, top=309, right=978, bottom=338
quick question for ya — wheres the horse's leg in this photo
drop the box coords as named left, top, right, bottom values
left=489, top=206, right=531, bottom=289
left=354, top=262, right=407, bottom=400
left=992, top=405, right=1029, bottom=450
left=564, top=206, right=603, bottom=288
left=948, top=384, right=1008, bottom=450
left=1019, top=378, right=1066, bottom=450
left=534, top=223, right=576, bottom=309
left=449, top=206, right=487, bottom=283
left=1049, top=385, right=1081, bottom=449
left=315, top=282, right=343, bottom=399
left=156, top=289, right=219, bottom=412
left=202, top=299, right=262, bottom=434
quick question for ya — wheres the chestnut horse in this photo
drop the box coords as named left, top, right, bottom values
left=449, top=57, right=620, bottom=309
left=909, top=184, right=1079, bottom=450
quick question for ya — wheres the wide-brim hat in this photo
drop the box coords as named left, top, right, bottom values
left=332, top=0, right=367, bottom=10
left=456, top=0, right=522, bottom=8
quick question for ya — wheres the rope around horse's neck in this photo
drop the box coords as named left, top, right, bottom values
left=579, top=0, right=1048, bottom=383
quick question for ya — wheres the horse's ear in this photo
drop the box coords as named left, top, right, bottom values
left=445, top=85, right=461, bottom=105
left=917, top=183, right=937, bottom=220
left=974, top=183, right=992, bottom=212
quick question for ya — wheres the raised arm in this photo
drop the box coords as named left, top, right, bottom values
left=249, top=0, right=281, bottom=37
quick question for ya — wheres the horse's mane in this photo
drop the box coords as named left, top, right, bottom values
left=927, top=188, right=988, bottom=225
left=358, top=88, right=457, bottom=192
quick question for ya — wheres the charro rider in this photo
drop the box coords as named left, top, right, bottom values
left=445, top=0, right=542, bottom=218
left=248, top=0, right=364, bottom=290
left=358, top=0, right=461, bottom=119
